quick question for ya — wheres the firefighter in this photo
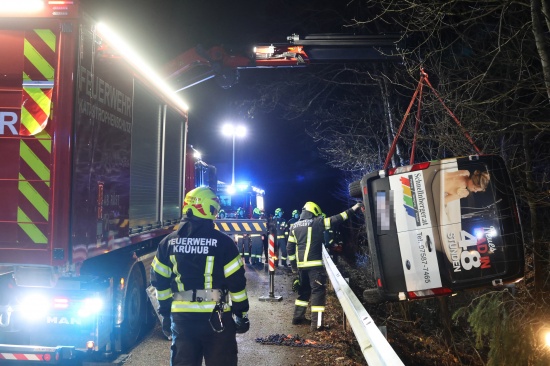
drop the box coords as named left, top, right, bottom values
left=150, top=187, right=250, bottom=366
left=273, top=208, right=288, bottom=267
left=287, top=201, right=363, bottom=331
left=287, top=209, right=300, bottom=229
left=249, top=233, right=263, bottom=265
left=236, top=207, right=246, bottom=219
left=252, top=207, right=262, bottom=218
left=237, top=234, right=251, bottom=264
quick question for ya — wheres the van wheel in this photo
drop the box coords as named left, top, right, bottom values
left=363, top=288, right=382, bottom=304
left=349, top=180, right=362, bottom=199
left=121, top=267, right=145, bottom=351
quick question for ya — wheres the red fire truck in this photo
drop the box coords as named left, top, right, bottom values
left=0, top=0, right=190, bottom=362
left=0, top=2, right=398, bottom=360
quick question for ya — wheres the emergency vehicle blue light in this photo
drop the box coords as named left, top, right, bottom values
left=237, top=183, right=249, bottom=191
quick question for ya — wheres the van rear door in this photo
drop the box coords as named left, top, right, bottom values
left=387, top=164, right=444, bottom=292
left=431, top=156, right=524, bottom=288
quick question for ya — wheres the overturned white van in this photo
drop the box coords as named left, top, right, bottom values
left=351, top=155, right=525, bottom=303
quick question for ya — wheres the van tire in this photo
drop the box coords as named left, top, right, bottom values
left=349, top=180, right=362, bottom=199
left=363, top=288, right=382, bottom=304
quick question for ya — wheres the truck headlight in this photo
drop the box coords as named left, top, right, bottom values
left=20, top=294, right=50, bottom=320
left=78, top=298, right=104, bottom=317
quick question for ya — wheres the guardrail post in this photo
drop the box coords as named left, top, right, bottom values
left=259, top=234, right=282, bottom=302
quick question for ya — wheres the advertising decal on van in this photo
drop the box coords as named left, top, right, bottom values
left=436, top=158, right=505, bottom=281
left=389, top=171, right=442, bottom=291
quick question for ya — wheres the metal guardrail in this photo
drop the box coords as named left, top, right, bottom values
left=322, top=247, right=405, bottom=366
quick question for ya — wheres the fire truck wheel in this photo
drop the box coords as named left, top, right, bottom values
left=121, top=267, right=146, bottom=350
left=349, top=179, right=362, bottom=199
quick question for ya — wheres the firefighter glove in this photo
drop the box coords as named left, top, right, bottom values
left=352, top=202, right=364, bottom=212
left=234, top=315, right=250, bottom=334
left=162, top=315, right=172, bottom=340
left=292, top=278, right=301, bottom=292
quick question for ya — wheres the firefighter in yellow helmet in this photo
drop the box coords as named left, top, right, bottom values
left=287, top=200, right=363, bottom=331
left=151, top=187, right=250, bottom=366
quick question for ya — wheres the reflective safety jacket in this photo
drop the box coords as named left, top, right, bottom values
left=287, top=208, right=355, bottom=269
left=151, top=217, right=249, bottom=320
left=287, top=217, right=299, bottom=230
left=275, top=217, right=288, bottom=240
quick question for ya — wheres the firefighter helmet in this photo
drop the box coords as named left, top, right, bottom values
left=183, top=187, right=220, bottom=220
left=274, top=208, right=283, bottom=217
left=292, top=209, right=299, bottom=219
left=302, top=202, right=323, bottom=217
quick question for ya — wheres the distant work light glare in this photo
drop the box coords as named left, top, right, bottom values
left=0, top=0, right=44, bottom=13
left=221, top=123, right=246, bottom=187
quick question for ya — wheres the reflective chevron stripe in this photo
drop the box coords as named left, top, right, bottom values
left=17, top=29, right=56, bottom=244
left=214, top=219, right=267, bottom=234
left=21, top=29, right=55, bottom=136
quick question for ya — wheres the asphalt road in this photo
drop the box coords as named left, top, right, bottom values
left=121, top=264, right=311, bottom=366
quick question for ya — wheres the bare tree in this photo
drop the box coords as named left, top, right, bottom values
left=241, top=0, right=550, bottom=364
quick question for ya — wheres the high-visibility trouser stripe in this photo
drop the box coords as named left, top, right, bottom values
left=297, top=261, right=323, bottom=268
left=311, top=306, right=325, bottom=313
left=171, top=301, right=231, bottom=313
left=17, top=208, right=47, bottom=244
left=295, top=300, right=309, bottom=307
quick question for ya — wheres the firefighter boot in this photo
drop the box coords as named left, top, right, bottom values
left=310, top=312, right=330, bottom=332
left=292, top=305, right=309, bottom=325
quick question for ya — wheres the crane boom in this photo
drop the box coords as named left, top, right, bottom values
left=165, top=33, right=401, bottom=91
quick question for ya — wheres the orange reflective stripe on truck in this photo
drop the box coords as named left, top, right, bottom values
left=17, top=29, right=56, bottom=244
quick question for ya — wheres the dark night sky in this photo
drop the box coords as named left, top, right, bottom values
left=86, top=0, right=349, bottom=216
